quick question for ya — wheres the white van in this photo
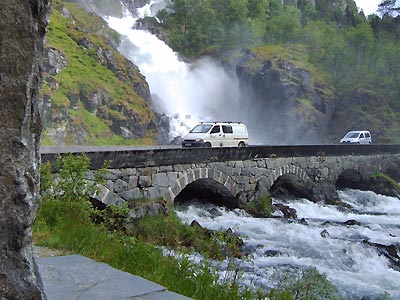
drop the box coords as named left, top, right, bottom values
left=182, top=122, right=248, bottom=148
left=340, top=130, right=372, bottom=144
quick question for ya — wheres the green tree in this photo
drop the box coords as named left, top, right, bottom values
left=377, top=0, right=400, bottom=17
left=247, top=0, right=269, bottom=20
left=346, top=22, right=374, bottom=72
left=265, top=5, right=302, bottom=44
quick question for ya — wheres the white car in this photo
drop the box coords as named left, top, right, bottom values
left=182, top=122, right=248, bottom=148
left=340, top=130, right=372, bottom=144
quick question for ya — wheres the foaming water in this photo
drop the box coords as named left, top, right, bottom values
left=175, top=190, right=400, bottom=299
left=105, top=7, right=241, bottom=139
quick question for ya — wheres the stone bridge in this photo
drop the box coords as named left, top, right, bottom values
left=41, top=145, right=400, bottom=210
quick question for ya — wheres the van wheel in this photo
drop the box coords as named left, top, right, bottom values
left=204, top=142, right=211, bottom=148
left=238, top=142, right=245, bottom=148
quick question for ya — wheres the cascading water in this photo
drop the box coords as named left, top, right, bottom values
left=176, top=190, right=400, bottom=299
left=105, top=1, right=242, bottom=139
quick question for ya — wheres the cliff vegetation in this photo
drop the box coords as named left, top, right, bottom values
left=40, top=0, right=164, bottom=146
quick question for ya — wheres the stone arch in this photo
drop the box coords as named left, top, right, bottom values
left=335, top=168, right=368, bottom=190
left=268, top=164, right=317, bottom=202
left=164, top=167, right=238, bottom=204
left=268, top=164, right=312, bottom=189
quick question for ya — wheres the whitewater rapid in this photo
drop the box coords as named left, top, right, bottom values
left=176, top=189, right=400, bottom=299
left=105, top=5, right=241, bottom=139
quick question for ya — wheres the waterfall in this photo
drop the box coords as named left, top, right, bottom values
left=105, top=1, right=242, bottom=139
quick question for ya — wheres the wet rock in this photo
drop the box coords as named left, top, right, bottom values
left=265, top=249, right=284, bottom=257
left=299, top=218, right=308, bottom=225
left=320, top=230, right=330, bottom=238
left=273, top=203, right=297, bottom=219
left=363, top=240, right=400, bottom=271
left=343, top=219, right=361, bottom=226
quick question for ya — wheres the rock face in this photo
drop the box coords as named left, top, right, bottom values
left=222, top=47, right=338, bottom=145
left=0, top=0, right=50, bottom=299
left=40, top=3, right=170, bottom=145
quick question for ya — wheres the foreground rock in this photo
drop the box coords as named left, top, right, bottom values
left=0, top=0, right=50, bottom=299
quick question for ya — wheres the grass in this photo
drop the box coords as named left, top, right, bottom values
left=33, top=199, right=256, bottom=300
left=370, top=172, right=400, bottom=193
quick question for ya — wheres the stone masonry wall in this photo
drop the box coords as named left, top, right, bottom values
left=91, top=153, right=400, bottom=210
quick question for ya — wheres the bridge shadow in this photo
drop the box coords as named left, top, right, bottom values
left=174, top=178, right=240, bottom=209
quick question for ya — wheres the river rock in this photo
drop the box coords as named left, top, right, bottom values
left=272, top=203, right=297, bottom=219
left=320, top=230, right=330, bottom=238
left=363, top=240, right=400, bottom=271
left=0, top=0, right=50, bottom=298
left=344, top=219, right=361, bottom=226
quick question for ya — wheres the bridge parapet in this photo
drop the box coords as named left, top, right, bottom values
left=41, top=145, right=400, bottom=209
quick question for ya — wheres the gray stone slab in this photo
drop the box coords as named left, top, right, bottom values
left=37, top=255, right=192, bottom=300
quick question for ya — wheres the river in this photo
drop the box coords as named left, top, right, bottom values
left=175, top=189, right=400, bottom=299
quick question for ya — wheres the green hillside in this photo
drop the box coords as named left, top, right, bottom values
left=40, top=0, right=157, bottom=146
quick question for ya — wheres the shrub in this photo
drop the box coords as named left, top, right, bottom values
left=268, top=267, right=343, bottom=300
left=244, top=194, right=272, bottom=218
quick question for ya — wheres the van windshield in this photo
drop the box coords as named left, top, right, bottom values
left=345, top=132, right=360, bottom=138
left=190, top=124, right=212, bottom=133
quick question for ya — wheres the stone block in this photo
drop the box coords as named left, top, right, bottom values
left=186, top=170, right=195, bottom=183
left=235, top=176, right=248, bottom=184
left=119, top=188, right=144, bottom=201
left=138, top=175, right=151, bottom=188
left=235, top=160, right=244, bottom=168
left=173, top=164, right=191, bottom=172
left=113, top=178, right=128, bottom=193
left=104, top=170, right=123, bottom=181
left=93, top=185, right=126, bottom=207
left=171, top=182, right=181, bottom=196
left=128, top=176, right=139, bottom=189
left=249, top=176, right=259, bottom=184
left=121, top=168, right=137, bottom=177
left=245, top=183, right=257, bottom=192
left=138, top=167, right=158, bottom=176
left=231, top=167, right=242, bottom=176
left=257, top=160, right=267, bottom=168
left=224, top=177, right=236, bottom=192
left=167, top=172, right=178, bottom=184
left=145, top=187, right=162, bottom=200
left=152, top=173, right=169, bottom=187
left=159, top=165, right=173, bottom=172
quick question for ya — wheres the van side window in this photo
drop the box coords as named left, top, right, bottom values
left=222, top=125, right=233, bottom=134
left=211, top=126, right=220, bottom=134
left=365, top=132, right=371, bottom=138
left=360, top=133, right=365, bottom=138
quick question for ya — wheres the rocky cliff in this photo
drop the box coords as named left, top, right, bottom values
left=40, top=1, right=169, bottom=146
left=222, top=46, right=338, bottom=145
left=0, top=0, right=50, bottom=299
